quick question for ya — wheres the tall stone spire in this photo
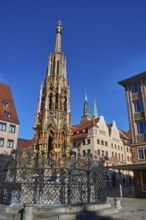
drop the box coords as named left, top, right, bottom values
left=81, top=91, right=92, bottom=123
left=33, top=21, right=71, bottom=165
left=54, top=21, right=62, bottom=53
left=93, top=98, right=98, bottom=119
left=47, top=21, right=66, bottom=78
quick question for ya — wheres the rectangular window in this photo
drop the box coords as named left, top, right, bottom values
left=83, top=150, right=86, bottom=157
left=0, top=122, right=6, bottom=131
left=9, top=124, right=16, bottom=133
left=7, top=139, right=14, bottom=148
left=87, top=149, right=91, bottom=155
left=87, top=139, right=90, bottom=145
left=115, top=152, right=117, bottom=158
left=5, top=111, right=11, bottom=118
left=118, top=153, right=120, bottom=160
left=105, top=141, right=108, bottom=146
left=111, top=143, right=113, bottom=148
left=133, top=99, right=144, bottom=112
left=122, top=154, right=124, bottom=160
left=131, top=82, right=141, bottom=93
left=106, top=151, right=108, bottom=157
left=98, top=149, right=100, bottom=156
left=138, top=147, right=146, bottom=160
left=112, top=152, right=114, bottom=157
left=115, top=144, right=117, bottom=149
left=136, top=120, right=146, bottom=134
left=102, top=150, right=104, bottom=156
left=97, top=139, right=100, bottom=144
left=82, top=140, right=85, bottom=145
left=0, top=138, right=4, bottom=147
left=101, top=140, right=104, bottom=145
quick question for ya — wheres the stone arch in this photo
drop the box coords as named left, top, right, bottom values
left=48, top=129, right=54, bottom=158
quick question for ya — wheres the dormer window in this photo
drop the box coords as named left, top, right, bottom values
left=5, top=111, right=11, bottom=118
left=4, top=101, right=9, bottom=107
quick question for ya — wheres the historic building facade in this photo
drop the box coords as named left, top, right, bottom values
left=119, top=71, right=146, bottom=197
left=119, top=72, right=146, bottom=162
left=72, top=94, right=132, bottom=165
left=33, top=21, right=72, bottom=165
left=0, top=82, right=19, bottom=154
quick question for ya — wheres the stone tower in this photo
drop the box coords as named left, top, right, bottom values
left=33, top=21, right=71, bottom=165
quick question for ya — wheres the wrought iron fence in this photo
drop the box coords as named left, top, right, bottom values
left=0, top=153, right=106, bottom=206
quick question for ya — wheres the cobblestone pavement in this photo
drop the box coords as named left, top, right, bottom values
left=112, top=198, right=146, bottom=220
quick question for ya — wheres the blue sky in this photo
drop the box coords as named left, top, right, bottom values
left=1, top=0, right=146, bottom=139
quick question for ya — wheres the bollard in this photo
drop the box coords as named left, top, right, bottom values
left=114, top=198, right=121, bottom=210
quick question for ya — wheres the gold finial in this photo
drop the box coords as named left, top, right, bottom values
left=56, top=21, right=62, bottom=33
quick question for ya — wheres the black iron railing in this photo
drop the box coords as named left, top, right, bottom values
left=0, top=153, right=106, bottom=206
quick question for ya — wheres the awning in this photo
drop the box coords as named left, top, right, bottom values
left=105, top=162, right=146, bottom=171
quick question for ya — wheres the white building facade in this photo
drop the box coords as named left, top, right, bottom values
left=72, top=115, right=132, bottom=165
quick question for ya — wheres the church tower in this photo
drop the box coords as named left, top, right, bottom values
left=93, top=98, right=98, bottom=119
left=81, top=92, right=92, bottom=123
left=33, top=21, right=71, bottom=165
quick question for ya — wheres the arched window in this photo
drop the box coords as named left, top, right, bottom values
left=48, top=130, right=54, bottom=158
left=64, top=97, right=67, bottom=111
left=52, top=56, right=55, bottom=75
left=49, top=93, right=52, bottom=109
left=55, top=93, right=58, bottom=109
left=57, top=60, right=59, bottom=75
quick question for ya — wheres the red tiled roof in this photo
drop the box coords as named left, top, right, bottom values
left=126, top=130, right=131, bottom=138
left=71, top=133, right=88, bottom=140
left=0, top=82, right=19, bottom=124
left=119, top=129, right=131, bottom=140
left=72, top=119, right=98, bottom=133
left=19, top=139, right=32, bottom=153
left=22, top=140, right=32, bottom=148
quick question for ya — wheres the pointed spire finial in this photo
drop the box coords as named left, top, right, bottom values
left=54, top=21, right=62, bottom=53
left=93, top=98, right=98, bottom=119
left=85, top=89, right=88, bottom=101
left=83, top=91, right=90, bottom=116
